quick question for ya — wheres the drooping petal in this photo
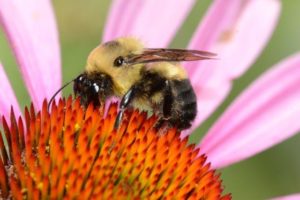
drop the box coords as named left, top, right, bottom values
left=271, top=194, right=300, bottom=200
left=0, top=0, right=61, bottom=109
left=103, top=0, right=195, bottom=47
left=199, top=53, right=300, bottom=169
left=0, top=63, right=21, bottom=121
left=183, top=0, right=281, bottom=135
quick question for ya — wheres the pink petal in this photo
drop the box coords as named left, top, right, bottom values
left=199, top=53, right=300, bottom=169
left=0, top=63, right=21, bottom=121
left=103, top=0, right=195, bottom=47
left=213, top=0, right=281, bottom=78
left=0, top=0, right=61, bottom=109
left=183, top=0, right=281, bottom=135
left=271, top=194, right=300, bottom=200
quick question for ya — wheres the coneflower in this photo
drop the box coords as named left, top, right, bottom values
left=0, top=97, right=230, bottom=199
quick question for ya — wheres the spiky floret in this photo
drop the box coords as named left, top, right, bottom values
left=0, top=97, right=230, bottom=199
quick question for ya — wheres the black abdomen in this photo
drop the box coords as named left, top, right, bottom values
left=167, top=79, right=197, bottom=130
left=137, top=71, right=197, bottom=130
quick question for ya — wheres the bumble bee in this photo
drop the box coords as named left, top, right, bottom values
left=53, top=37, right=216, bottom=130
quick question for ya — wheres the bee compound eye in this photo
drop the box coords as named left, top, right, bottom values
left=114, top=56, right=125, bottom=67
left=92, top=83, right=100, bottom=93
left=76, top=74, right=85, bottom=83
left=74, top=75, right=84, bottom=90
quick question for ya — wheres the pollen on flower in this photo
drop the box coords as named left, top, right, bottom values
left=0, top=96, right=231, bottom=199
left=74, top=123, right=80, bottom=131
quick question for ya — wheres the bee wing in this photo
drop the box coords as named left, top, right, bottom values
left=126, top=48, right=216, bottom=64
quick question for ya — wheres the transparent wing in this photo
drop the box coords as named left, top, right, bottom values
left=126, top=48, right=216, bottom=64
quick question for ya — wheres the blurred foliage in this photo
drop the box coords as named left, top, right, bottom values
left=0, top=0, right=300, bottom=199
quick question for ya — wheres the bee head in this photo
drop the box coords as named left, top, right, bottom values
left=73, top=72, right=113, bottom=107
left=84, top=37, right=145, bottom=95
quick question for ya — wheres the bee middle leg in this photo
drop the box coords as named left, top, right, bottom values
left=155, top=80, right=174, bottom=132
left=114, top=85, right=139, bottom=129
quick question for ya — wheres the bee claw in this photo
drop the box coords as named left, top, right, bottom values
left=114, top=111, right=123, bottom=129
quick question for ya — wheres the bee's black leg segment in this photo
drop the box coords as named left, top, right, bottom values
left=114, top=112, right=124, bottom=129
left=155, top=80, right=174, bottom=131
left=162, top=80, right=173, bottom=118
left=114, top=86, right=138, bottom=129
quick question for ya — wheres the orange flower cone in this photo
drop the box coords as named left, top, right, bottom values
left=0, top=97, right=230, bottom=199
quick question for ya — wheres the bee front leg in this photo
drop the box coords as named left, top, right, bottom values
left=114, top=86, right=138, bottom=129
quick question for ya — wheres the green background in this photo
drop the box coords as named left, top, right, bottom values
left=1, top=0, right=300, bottom=199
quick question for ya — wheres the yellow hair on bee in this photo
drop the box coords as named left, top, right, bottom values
left=85, top=37, right=145, bottom=96
left=148, top=62, right=187, bottom=80
left=116, top=37, right=144, bottom=54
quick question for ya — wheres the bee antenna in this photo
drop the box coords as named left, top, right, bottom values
left=48, top=79, right=75, bottom=111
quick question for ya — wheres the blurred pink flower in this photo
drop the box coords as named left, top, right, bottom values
left=271, top=194, right=300, bottom=200
left=0, top=0, right=300, bottom=198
